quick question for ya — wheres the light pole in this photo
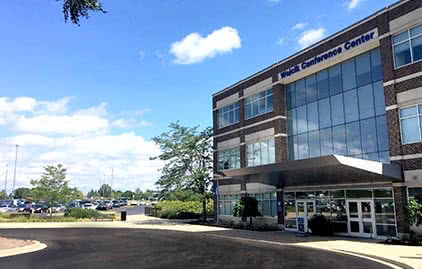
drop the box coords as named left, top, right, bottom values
left=11, top=145, right=19, bottom=197
left=3, top=164, right=8, bottom=195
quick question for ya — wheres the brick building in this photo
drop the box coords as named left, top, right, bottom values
left=212, top=0, right=422, bottom=239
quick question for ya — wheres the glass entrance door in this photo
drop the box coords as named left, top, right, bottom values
left=347, top=200, right=375, bottom=238
left=296, top=200, right=315, bottom=233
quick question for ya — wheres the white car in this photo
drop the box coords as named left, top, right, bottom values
left=0, top=204, right=18, bottom=213
left=82, top=203, right=97, bottom=209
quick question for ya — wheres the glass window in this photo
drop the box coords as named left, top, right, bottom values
left=401, top=117, right=420, bottom=143
left=317, top=70, right=329, bottom=99
left=373, top=188, right=393, bottom=198
left=330, top=93, right=345, bottom=126
left=346, top=121, right=362, bottom=155
left=288, top=137, right=295, bottom=160
left=346, top=189, right=372, bottom=198
left=379, top=151, right=390, bottom=164
left=306, top=74, right=318, bottom=103
left=293, top=135, right=299, bottom=160
left=332, top=125, right=347, bottom=155
left=288, top=109, right=297, bottom=136
left=245, top=89, right=273, bottom=120
left=408, top=187, right=422, bottom=200
left=329, top=64, right=342, bottom=96
left=308, top=130, right=321, bottom=158
left=297, top=105, right=308, bottom=134
left=344, top=89, right=359, bottom=123
left=286, top=83, right=296, bottom=109
left=246, top=139, right=275, bottom=167
left=330, top=190, right=345, bottom=199
left=296, top=79, right=306, bottom=107
left=342, top=59, right=356, bottom=91
left=218, top=103, right=240, bottom=128
left=298, top=133, right=309, bottom=160
left=320, top=127, right=333, bottom=156
left=218, top=148, right=241, bottom=170
left=376, top=115, right=389, bottom=152
left=307, top=102, right=319, bottom=131
left=394, top=42, right=411, bottom=67
left=393, top=24, right=422, bottom=68
left=358, top=84, right=375, bottom=119
left=318, top=98, right=331, bottom=129
left=331, top=199, right=347, bottom=222
left=375, top=199, right=396, bottom=225
left=373, top=81, right=386, bottom=116
left=360, top=118, right=378, bottom=154
left=356, top=52, right=372, bottom=87
left=371, top=48, right=383, bottom=82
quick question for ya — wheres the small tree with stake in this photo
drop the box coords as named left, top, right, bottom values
left=233, top=196, right=261, bottom=226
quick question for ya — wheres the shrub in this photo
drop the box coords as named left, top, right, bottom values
left=155, top=200, right=214, bottom=219
left=308, top=215, right=333, bottom=236
left=64, top=208, right=110, bottom=219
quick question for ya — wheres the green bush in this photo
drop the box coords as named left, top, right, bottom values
left=155, top=200, right=214, bottom=219
left=64, top=208, right=110, bottom=219
left=308, top=215, right=333, bottom=236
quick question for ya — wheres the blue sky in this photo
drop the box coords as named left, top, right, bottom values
left=0, top=0, right=397, bottom=192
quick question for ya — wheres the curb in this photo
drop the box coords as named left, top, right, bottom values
left=0, top=241, right=47, bottom=258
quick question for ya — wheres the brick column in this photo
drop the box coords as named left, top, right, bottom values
left=277, top=189, right=284, bottom=230
left=393, top=185, right=410, bottom=238
left=240, top=182, right=247, bottom=222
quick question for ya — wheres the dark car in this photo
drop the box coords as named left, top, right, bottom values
left=96, top=203, right=108, bottom=210
left=112, top=200, right=120, bottom=208
left=34, top=204, right=49, bottom=213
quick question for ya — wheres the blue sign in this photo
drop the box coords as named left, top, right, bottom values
left=280, top=31, right=376, bottom=80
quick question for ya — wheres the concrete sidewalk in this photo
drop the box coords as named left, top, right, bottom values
left=1, top=215, right=420, bottom=269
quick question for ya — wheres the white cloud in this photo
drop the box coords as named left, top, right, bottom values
left=277, top=37, right=285, bottom=46
left=346, top=0, right=362, bottom=10
left=169, top=26, right=241, bottom=64
left=291, top=22, right=308, bottom=31
left=0, top=97, right=160, bottom=193
left=297, top=28, right=326, bottom=49
left=139, top=50, right=145, bottom=61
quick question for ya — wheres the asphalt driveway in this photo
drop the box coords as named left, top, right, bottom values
left=0, top=228, right=392, bottom=269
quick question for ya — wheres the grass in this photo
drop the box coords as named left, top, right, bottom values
left=0, top=212, right=119, bottom=223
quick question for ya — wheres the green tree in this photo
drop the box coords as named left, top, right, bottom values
left=13, top=187, right=32, bottom=199
left=122, top=190, right=134, bottom=199
left=113, top=190, right=122, bottom=199
left=407, top=197, right=422, bottom=227
left=159, top=189, right=202, bottom=202
left=59, top=0, right=106, bottom=25
left=0, top=189, right=7, bottom=200
left=134, top=188, right=143, bottom=200
left=233, top=197, right=261, bottom=226
left=98, top=184, right=112, bottom=198
left=62, top=186, right=83, bottom=203
left=31, top=164, right=70, bottom=216
left=152, top=122, right=213, bottom=222
left=87, top=189, right=99, bottom=199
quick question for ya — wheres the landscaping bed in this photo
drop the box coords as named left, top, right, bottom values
left=0, top=237, right=34, bottom=250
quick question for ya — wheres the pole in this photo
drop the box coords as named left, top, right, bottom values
left=3, top=164, right=8, bottom=194
left=111, top=168, right=114, bottom=189
left=12, top=145, right=18, bottom=197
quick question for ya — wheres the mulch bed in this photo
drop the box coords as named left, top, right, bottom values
left=0, top=237, right=34, bottom=250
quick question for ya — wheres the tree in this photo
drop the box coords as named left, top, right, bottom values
left=159, top=189, right=202, bottom=202
left=98, top=184, right=112, bottom=198
left=0, top=189, right=7, bottom=200
left=87, top=189, right=98, bottom=199
left=407, top=197, right=422, bottom=227
left=122, top=190, right=134, bottom=199
left=152, top=122, right=213, bottom=222
left=59, top=0, right=106, bottom=25
left=134, top=188, right=143, bottom=200
left=233, top=197, right=261, bottom=226
left=13, top=187, right=32, bottom=199
left=62, top=186, right=83, bottom=203
left=31, top=164, right=70, bottom=216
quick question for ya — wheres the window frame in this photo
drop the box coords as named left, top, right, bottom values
left=246, top=138, right=275, bottom=167
left=217, top=147, right=241, bottom=171
left=245, top=88, right=273, bottom=120
left=399, top=104, right=422, bottom=144
left=392, top=24, right=422, bottom=69
left=217, top=102, right=240, bottom=129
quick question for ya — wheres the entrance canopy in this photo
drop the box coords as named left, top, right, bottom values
left=219, top=155, right=402, bottom=187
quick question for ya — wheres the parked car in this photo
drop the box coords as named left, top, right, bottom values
left=130, top=201, right=138, bottom=206
left=0, top=204, right=18, bottom=213
left=52, top=204, right=66, bottom=213
left=17, top=204, right=32, bottom=213
left=112, top=200, right=120, bottom=208
left=96, top=203, right=107, bottom=210
left=82, top=203, right=96, bottom=209
left=33, top=204, right=49, bottom=213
